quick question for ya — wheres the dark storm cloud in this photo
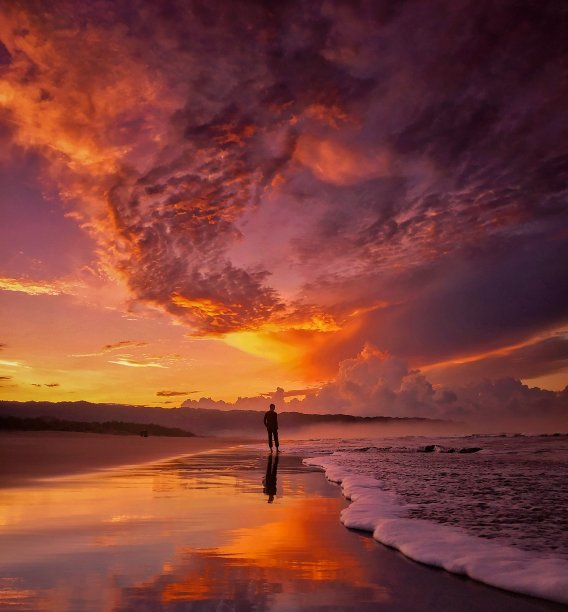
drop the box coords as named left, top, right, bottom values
left=0, top=39, right=11, bottom=67
left=290, top=0, right=568, bottom=268
left=300, top=234, right=568, bottom=375
left=282, top=0, right=568, bottom=368
left=427, top=335, right=568, bottom=386
left=370, top=235, right=568, bottom=360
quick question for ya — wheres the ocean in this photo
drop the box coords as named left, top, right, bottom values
left=280, top=433, right=568, bottom=604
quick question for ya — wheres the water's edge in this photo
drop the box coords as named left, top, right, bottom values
left=304, top=455, right=568, bottom=605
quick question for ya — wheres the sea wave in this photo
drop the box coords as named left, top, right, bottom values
left=340, top=444, right=483, bottom=454
left=304, top=454, right=568, bottom=604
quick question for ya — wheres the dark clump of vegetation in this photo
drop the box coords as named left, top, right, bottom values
left=0, top=415, right=195, bottom=437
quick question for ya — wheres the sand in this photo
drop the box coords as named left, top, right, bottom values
left=0, top=431, right=243, bottom=486
left=0, top=434, right=562, bottom=610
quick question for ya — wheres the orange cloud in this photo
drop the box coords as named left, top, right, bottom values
left=222, top=305, right=346, bottom=369
left=0, top=6, right=177, bottom=171
left=0, top=4, right=358, bottom=349
left=108, top=358, right=167, bottom=369
left=2, top=0, right=563, bottom=396
left=0, top=276, right=78, bottom=296
left=71, top=340, right=149, bottom=358
left=294, top=133, right=393, bottom=185
left=0, top=359, right=28, bottom=368
left=303, top=102, right=353, bottom=128
left=0, top=3, right=183, bottom=296
left=171, top=294, right=241, bottom=323
left=421, top=339, right=537, bottom=371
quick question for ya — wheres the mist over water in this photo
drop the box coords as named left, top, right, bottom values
left=282, top=421, right=467, bottom=441
left=199, top=418, right=565, bottom=442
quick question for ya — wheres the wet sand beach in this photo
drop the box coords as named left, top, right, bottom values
left=0, top=431, right=243, bottom=486
left=0, top=438, right=562, bottom=611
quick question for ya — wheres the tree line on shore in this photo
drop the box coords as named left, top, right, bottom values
left=0, top=414, right=195, bottom=437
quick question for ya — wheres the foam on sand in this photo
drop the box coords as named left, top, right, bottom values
left=304, top=455, right=568, bottom=605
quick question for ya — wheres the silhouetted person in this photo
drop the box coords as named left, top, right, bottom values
left=263, top=403, right=279, bottom=451
left=262, top=453, right=279, bottom=503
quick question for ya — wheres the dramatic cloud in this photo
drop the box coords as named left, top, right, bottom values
left=295, top=346, right=566, bottom=429
left=1, top=0, right=567, bottom=397
left=156, top=390, right=197, bottom=397
left=184, top=345, right=566, bottom=430
left=425, top=334, right=568, bottom=386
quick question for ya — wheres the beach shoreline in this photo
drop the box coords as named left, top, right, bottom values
left=0, top=439, right=563, bottom=610
left=0, top=430, right=248, bottom=487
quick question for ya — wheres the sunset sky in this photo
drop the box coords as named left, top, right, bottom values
left=1, top=1, right=567, bottom=419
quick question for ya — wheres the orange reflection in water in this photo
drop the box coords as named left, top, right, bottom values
left=0, top=578, right=45, bottom=610
left=155, top=466, right=389, bottom=606
left=218, top=499, right=353, bottom=580
left=142, top=488, right=390, bottom=608
left=0, top=452, right=391, bottom=610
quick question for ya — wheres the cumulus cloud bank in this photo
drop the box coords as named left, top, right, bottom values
left=183, top=345, right=567, bottom=430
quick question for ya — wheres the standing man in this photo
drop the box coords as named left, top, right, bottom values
left=263, top=403, right=279, bottom=452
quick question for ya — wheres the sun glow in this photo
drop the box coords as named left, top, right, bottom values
left=224, top=331, right=302, bottom=364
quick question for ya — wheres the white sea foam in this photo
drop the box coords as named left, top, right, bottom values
left=302, top=435, right=568, bottom=605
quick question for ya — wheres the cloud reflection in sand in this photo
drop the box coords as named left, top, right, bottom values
left=0, top=451, right=390, bottom=610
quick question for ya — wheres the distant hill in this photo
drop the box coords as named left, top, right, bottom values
left=0, top=400, right=463, bottom=437
left=0, top=415, right=195, bottom=437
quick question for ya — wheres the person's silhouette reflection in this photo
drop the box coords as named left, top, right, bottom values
left=262, top=453, right=279, bottom=503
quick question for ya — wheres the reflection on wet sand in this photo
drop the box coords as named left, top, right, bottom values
left=131, top=539, right=388, bottom=609
left=1, top=450, right=559, bottom=611
left=263, top=453, right=279, bottom=503
left=116, top=464, right=389, bottom=609
left=0, top=451, right=389, bottom=610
